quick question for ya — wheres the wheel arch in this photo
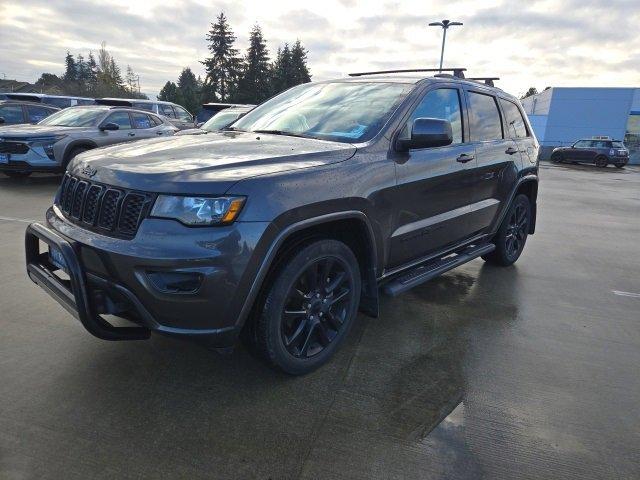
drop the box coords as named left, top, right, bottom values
left=515, top=177, right=538, bottom=234
left=238, top=211, right=380, bottom=332
left=62, top=140, right=98, bottom=165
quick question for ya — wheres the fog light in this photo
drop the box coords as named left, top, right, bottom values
left=146, top=271, right=203, bottom=294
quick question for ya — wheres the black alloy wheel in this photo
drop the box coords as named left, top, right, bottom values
left=255, top=239, right=361, bottom=375
left=505, top=202, right=528, bottom=260
left=281, top=256, right=353, bottom=359
left=482, top=194, right=531, bottom=266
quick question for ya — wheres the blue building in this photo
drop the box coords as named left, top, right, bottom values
left=521, top=87, right=640, bottom=164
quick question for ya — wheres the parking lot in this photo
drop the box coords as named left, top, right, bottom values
left=1, top=163, right=639, bottom=479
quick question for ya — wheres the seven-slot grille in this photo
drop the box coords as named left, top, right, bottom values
left=57, top=174, right=152, bottom=238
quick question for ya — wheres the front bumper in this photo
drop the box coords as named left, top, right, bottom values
left=25, top=210, right=273, bottom=347
left=0, top=144, right=62, bottom=172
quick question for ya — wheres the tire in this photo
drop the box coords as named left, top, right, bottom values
left=595, top=155, right=608, bottom=168
left=550, top=152, right=563, bottom=163
left=614, top=162, right=626, bottom=169
left=482, top=194, right=531, bottom=267
left=255, top=239, right=361, bottom=375
left=3, top=171, right=32, bottom=178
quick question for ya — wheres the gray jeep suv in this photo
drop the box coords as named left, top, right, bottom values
left=0, top=105, right=176, bottom=177
left=25, top=69, right=539, bottom=374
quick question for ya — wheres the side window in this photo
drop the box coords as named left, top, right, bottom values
left=499, top=99, right=528, bottom=138
left=149, top=114, right=163, bottom=126
left=467, top=91, right=503, bottom=142
left=406, top=88, right=463, bottom=144
left=27, top=105, right=54, bottom=123
left=133, top=102, right=153, bottom=112
left=574, top=140, right=588, bottom=148
left=0, top=105, right=25, bottom=123
left=159, top=104, right=177, bottom=118
left=174, top=106, right=193, bottom=122
left=131, top=112, right=152, bottom=129
left=104, top=111, right=132, bottom=130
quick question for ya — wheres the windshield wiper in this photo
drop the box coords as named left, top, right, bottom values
left=252, top=129, right=313, bottom=139
left=222, top=126, right=247, bottom=132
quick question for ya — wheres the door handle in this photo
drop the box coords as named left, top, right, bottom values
left=456, top=153, right=475, bottom=163
left=505, top=147, right=519, bottom=155
left=156, top=131, right=163, bottom=135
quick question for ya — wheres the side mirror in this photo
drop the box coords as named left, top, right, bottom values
left=0, top=117, right=5, bottom=124
left=99, top=122, right=119, bottom=131
left=196, top=122, right=205, bottom=128
left=397, top=118, right=453, bottom=151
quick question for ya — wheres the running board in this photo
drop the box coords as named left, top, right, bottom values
left=383, top=243, right=495, bottom=297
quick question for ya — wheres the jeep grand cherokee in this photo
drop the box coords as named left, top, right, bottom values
left=25, top=68, right=539, bottom=375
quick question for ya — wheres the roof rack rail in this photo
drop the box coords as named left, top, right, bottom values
left=468, top=77, right=500, bottom=87
left=348, top=68, right=466, bottom=79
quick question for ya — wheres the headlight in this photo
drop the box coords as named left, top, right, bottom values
left=151, top=195, right=245, bottom=226
left=28, top=135, right=66, bottom=160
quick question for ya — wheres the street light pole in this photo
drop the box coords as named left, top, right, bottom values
left=428, top=19, right=463, bottom=72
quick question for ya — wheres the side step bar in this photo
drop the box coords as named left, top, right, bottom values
left=383, top=243, right=495, bottom=297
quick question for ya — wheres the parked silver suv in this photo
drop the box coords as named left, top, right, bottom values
left=95, top=98, right=196, bottom=130
left=0, top=105, right=176, bottom=177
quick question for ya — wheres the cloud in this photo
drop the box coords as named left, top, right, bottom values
left=1, top=0, right=638, bottom=98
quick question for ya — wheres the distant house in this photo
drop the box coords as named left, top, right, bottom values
left=0, top=79, right=41, bottom=93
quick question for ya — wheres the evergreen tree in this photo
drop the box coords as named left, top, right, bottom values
left=125, top=65, right=138, bottom=94
left=177, top=67, right=199, bottom=114
left=202, top=12, right=242, bottom=102
left=158, top=81, right=182, bottom=104
left=237, top=24, right=271, bottom=103
left=290, top=40, right=311, bottom=86
left=63, top=52, right=77, bottom=83
left=75, top=54, right=89, bottom=94
left=110, top=58, right=125, bottom=91
left=270, top=44, right=292, bottom=95
left=87, top=52, right=98, bottom=95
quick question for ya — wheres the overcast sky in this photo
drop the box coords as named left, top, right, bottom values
left=1, top=0, right=639, bottom=98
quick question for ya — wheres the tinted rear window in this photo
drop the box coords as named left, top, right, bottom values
left=499, top=99, right=528, bottom=138
left=133, top=103, right=154, bottom=111
left=468, top=92, right=503, bottom=141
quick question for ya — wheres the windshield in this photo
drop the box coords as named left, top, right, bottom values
left=233, top=81, right=412, bottom=143
left=39, top=108, right=106, bottom=127
left=612, top=141, right=625, bottom=148
left=203, top=110, right=242, bottom=131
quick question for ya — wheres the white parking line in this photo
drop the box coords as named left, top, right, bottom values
left=612, top=290, right=640, bottom=299
left=0, top=215, right=36, bottom=224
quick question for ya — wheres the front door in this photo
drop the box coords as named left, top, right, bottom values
left=388, top=86, right=478, bottom=268
left=98, top=111, right=136, bottom=146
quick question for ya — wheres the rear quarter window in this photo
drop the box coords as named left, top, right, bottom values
left=467, top=91, right=503, bottom=141
left=499, top=98, right=528, bottom=138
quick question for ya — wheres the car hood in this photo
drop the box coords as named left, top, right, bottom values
left=0, top=124, right=90, bottom=138
left=175, top=128, right=207, bottom=136
left=69, top=131, right=357, bottom=194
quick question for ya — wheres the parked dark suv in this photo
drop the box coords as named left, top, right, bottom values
left=551, top=137, right=629, bottom=168
left=25, top=69, right=539, bottom=375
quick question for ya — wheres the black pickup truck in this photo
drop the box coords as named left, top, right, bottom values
left=26, top=68, right=539, bottom=375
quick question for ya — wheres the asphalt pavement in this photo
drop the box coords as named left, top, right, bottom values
left=1, top=163, right=639, bottom=479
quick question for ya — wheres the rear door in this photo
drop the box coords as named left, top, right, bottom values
left=389, top=85, right=478, bottom=268
left=499, top=97, right=536, bottom=164
left=173, top=105, right=195, bottom=130
left=463, top=89, right=518, bottom=233
left=130, top=112, right=158, bottom=139
left=98, top=111, right=136, bottom=146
